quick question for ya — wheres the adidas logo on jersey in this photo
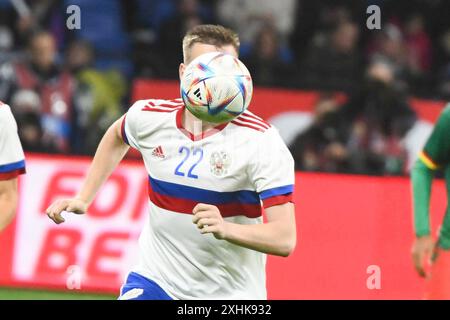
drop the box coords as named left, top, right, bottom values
left=151, top=146, right=165, bottom=159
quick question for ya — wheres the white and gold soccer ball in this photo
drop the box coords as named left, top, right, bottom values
left=180, top=52, right=253, bottom=124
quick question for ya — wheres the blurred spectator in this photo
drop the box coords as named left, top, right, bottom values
left=0, top=26, right=16, bottom=102
left=66, top=40, right=126, bottom=155
left=367, top=24, right=411, bottom=90
left=291, top=61, right=417, bottom=175
left=0, top=25, right=12, bottom=55
left=290, top=3, right=364, bottom=63
left=11, top=89, right=49, bottom=152
left=298, top=20, right=361, bottom=93
left=157, top=0, right=214, bottom=78
left=217, top=0, right=297, bottom=47
left=436, top=30, right=450, bottom=99
left=65, top=0, right=132, bottom=77
left=0, top=0, right=65, bottom=49
left=244, top=23, right=295, bottom=87
left=403, top=14, right=433, bottom=95
left=404, top=14, right=432, bottom=74
left=336, top=61, right=416, bottom=175
left=128, top=0, right=170, bottom=78
left=12, top=31, right=74, bottom=153
left=290, top=93, right=349, bottom=173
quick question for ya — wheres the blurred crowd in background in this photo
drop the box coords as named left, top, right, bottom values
left=0, top=0, right=449, bottom=175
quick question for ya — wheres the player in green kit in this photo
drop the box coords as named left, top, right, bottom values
left=411, top=103, right=450, bottom=299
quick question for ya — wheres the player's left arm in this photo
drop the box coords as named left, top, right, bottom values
left=193, top=202, right=296, bottom=256
left=411, top=104, right=450, bottom=277
left=193, top=127, right=296, bottom=257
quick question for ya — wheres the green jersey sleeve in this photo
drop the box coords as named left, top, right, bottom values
left=411, top=159, right=434, bottom=236
left=420, top=104, right=450, bottom=169
left=412, top=104, right=450, bottom=237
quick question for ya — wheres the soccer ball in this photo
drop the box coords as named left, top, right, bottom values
left=180, top=51, right=253, bottom=124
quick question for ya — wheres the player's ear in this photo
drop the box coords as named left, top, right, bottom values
left=179, top=63, right=185, bottom=81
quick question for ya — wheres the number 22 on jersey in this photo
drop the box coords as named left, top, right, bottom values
left=174, top=146, right=204, bottom=179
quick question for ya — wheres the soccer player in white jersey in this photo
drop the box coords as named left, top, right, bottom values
left=46, top=25, right=296, bottom=300
left=0, top=101, right=26, bottom=231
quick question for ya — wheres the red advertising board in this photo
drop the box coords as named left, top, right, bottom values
left=0, top=154, right=446, bottom=299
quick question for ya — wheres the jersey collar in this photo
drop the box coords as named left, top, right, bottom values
left=175, top=106, right=228, bottom=141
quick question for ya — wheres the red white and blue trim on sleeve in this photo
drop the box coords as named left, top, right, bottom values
left=259, top=185, right=294, bottom=208
left=147, top=176, right=294, bottom=217
left=0, top=159, right=26, bottom=180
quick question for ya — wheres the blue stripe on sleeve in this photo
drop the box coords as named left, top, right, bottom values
left=0, top=160, right=26, bottom=173
left=259, top=185, right=294, bottom=200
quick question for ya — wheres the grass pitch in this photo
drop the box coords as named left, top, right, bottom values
left=0, top=287, right=116, bottom=300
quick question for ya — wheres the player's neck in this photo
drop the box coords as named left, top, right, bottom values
left=182, top=108, right=217, bottom=134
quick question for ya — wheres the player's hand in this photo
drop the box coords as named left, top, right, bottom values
left=411, top=235, right=435, bottom=277
left=192, top=203, right=229, bottom=240
left=46, top=198, right=88, bottom=224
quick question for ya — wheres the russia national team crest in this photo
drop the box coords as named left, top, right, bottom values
left=210, top=151, right=231, bottom=176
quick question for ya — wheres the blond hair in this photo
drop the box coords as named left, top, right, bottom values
left=182, top=24, right=240, bottom=62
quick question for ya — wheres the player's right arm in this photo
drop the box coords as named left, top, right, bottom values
left=0, top=178, right=19, bottom=230
left=0, top=103, right=26, bottom=231
left=46, top=115, right=129, bottom=224
left=411, top=104, right=450, bottom=277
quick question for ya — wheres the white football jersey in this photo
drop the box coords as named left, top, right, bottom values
left=0, top=102, right=26, bottom=180
left=122, top=98, right=294, bottom=300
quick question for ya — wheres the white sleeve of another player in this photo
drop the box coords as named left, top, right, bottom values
left=0, top=105, right=26, bottom=180
left=120, top=100, right=148, bottom=150
left=249, top=127, right=295, bottom=208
